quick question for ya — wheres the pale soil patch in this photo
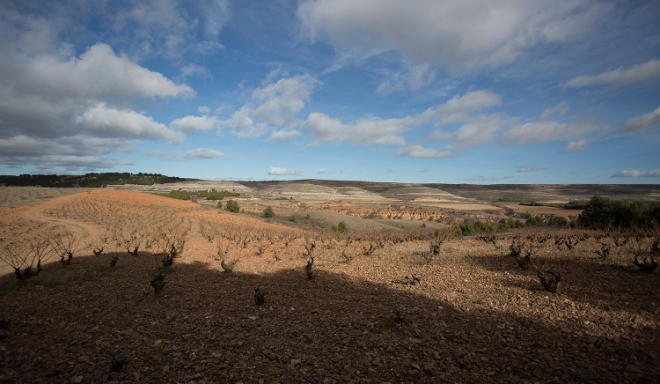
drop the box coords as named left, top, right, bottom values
left=432, top=203, right=504, bottom=212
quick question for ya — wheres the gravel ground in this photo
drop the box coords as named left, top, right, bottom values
left=0, top=190, right=658, bottom=384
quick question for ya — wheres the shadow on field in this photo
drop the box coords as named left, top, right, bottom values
left=0, top=251, right=658, bottom=384
left=465, top=253, right=660, bottom=315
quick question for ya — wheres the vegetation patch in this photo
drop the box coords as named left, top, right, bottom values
left=161, top=188, right=240, bottom=201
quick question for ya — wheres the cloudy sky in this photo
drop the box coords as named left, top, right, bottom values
left=0, top=0, right=659, bottom=183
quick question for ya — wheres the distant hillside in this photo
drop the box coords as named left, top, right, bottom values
left=0, top=172, right=188, bottom=188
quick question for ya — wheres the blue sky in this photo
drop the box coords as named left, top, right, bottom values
left=0, top=0, right=659, bottom=184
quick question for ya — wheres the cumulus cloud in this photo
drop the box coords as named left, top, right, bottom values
left=611, top=169, right=660, bottom=178
left=376, top=63, right=437, bottom=94
left=22, top=43, right=195, bottom=99
left=301, top=112, right=421, bottom=146
left=437, top=90, right=502, bottom=117
left=428, top=91, right=516, bottom=153
left=184, top=148, right=226, bottom=159
left=181, top=64, right=212, bottom=78
left=502, top=121, right=600, bottom=146
left=269, top=129, right=302, bottom=141
left=515, top=165, right=544, bottom=173
left=560, top=139, right=588, bottom=153
left=253, top=73, right=321, bottom=125
left=110, top=0, right=231, bottom=58
left=268, top=167, right=305, bottom=176
left=4, top=155, right=119, bottom=173
left=621, top=106, right=660, bottom=132
left=297, top=0, right=609, bottom=69
left=189, top=72, right=320, bottom=140
left=564, top=59, right=660, bottom=88
left=170, top=115, right=220, bottom=133
left=0, top=37, right=194, bottom=169
left=395, top=145, right=450, bottom=159
left=78, top=104, right=185, bottom=144
left=540, top=101, right=570, bottom=119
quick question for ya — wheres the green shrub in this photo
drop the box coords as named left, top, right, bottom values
left=577, top=195, right=660, bottom=229
left=217, top=201, right=222, bottom=209
left=421, top=222, right=426, bottom=228
left=263, top=205, right=275, bottom=218
left=225, top=200, right=240, bottom=213
left=305, top=213, right=310, bottom=219
left=195, top=188, right=240, bottom=200
left=289, top=215, right=298, bottom=223
left=526, top=215, right=543, bottom=226
left=331, top=224, right=338, bottom=232
left=453, top=225, right=464, bottom=237
left=337, top=221, right=348, bottom=234
left=164, top=189, right=191, bottom=200
left=458, top=220, right=497, bottom=235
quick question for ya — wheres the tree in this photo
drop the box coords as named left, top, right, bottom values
left=289, top=214, right=298, bottom=223
left=337, top=221, right=348, bottom=234
left=263, top=205, right=275, bottom=218
left=225, top=200, right=240, bottom=213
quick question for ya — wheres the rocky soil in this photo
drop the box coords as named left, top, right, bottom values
left=0, top=188, right=658, bottom=383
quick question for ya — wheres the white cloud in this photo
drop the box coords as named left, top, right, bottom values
left=120, top=160, right=135, bottom=166
left=540, top=101, right=570, bottom=119
left=502, top=121, right=600, bottom=146
left=253, top=73, right=321, bottom=125
left=184, top=148, right=226, bottom=159
left=515, top=165, right=544, bottom=173
left=203, top=0, right=232, bottom=38
left=269, top=129, right=302, bottom=141
left=377, top=63, right=437, bottom=94
left=621, top=106, right=660, bottom=132
left=560, top=139, right=588, bottom=153
left=611, top=169, right=660, bottom=178
left=0, top=135, right=128, bottom=158
left=78, top=104, right=185, bottom=144
left=170, top=115, right=219, bottom=133
left=222, top=106, right=269, bottom=138
left=23, top=43, right=195, bottom=99
left=198, top=106, right=211, bottom=115
left=32, top=156, right=117, bottom=172
left=564, top=59, right=660, bottom=88
left=318, top=168, right=334, bottom=174
left=0, top=38, right=194, bottom=169
left=395, top=145, right=451, bottom=159
left=302, top=112, right=419, bottom=146
left=298, top=0, right=608, bottom=69
left=437, top=90, right=502, bottom=116
left=181, top=64, right=212, bottom=78
left=111, top=0, right=230, bottom=58
left=268, top=167, right=305, bottom=176
left=433, top=114, right=515, bottom=151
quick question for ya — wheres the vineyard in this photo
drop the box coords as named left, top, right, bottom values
left=0, top=187, right=658, bottom=383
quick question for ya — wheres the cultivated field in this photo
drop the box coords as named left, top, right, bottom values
left=0, top=183, right=658, bottom=383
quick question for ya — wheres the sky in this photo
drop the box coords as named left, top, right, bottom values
left=0, top=0, right=659, bottom=184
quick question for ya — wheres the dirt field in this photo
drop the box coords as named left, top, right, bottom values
left=503, top=204, right=582, bottom=219
left=0, top=186, right=659, bottom=383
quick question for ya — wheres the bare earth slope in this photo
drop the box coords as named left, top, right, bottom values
left=0, top=187, right=658, bottom=383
